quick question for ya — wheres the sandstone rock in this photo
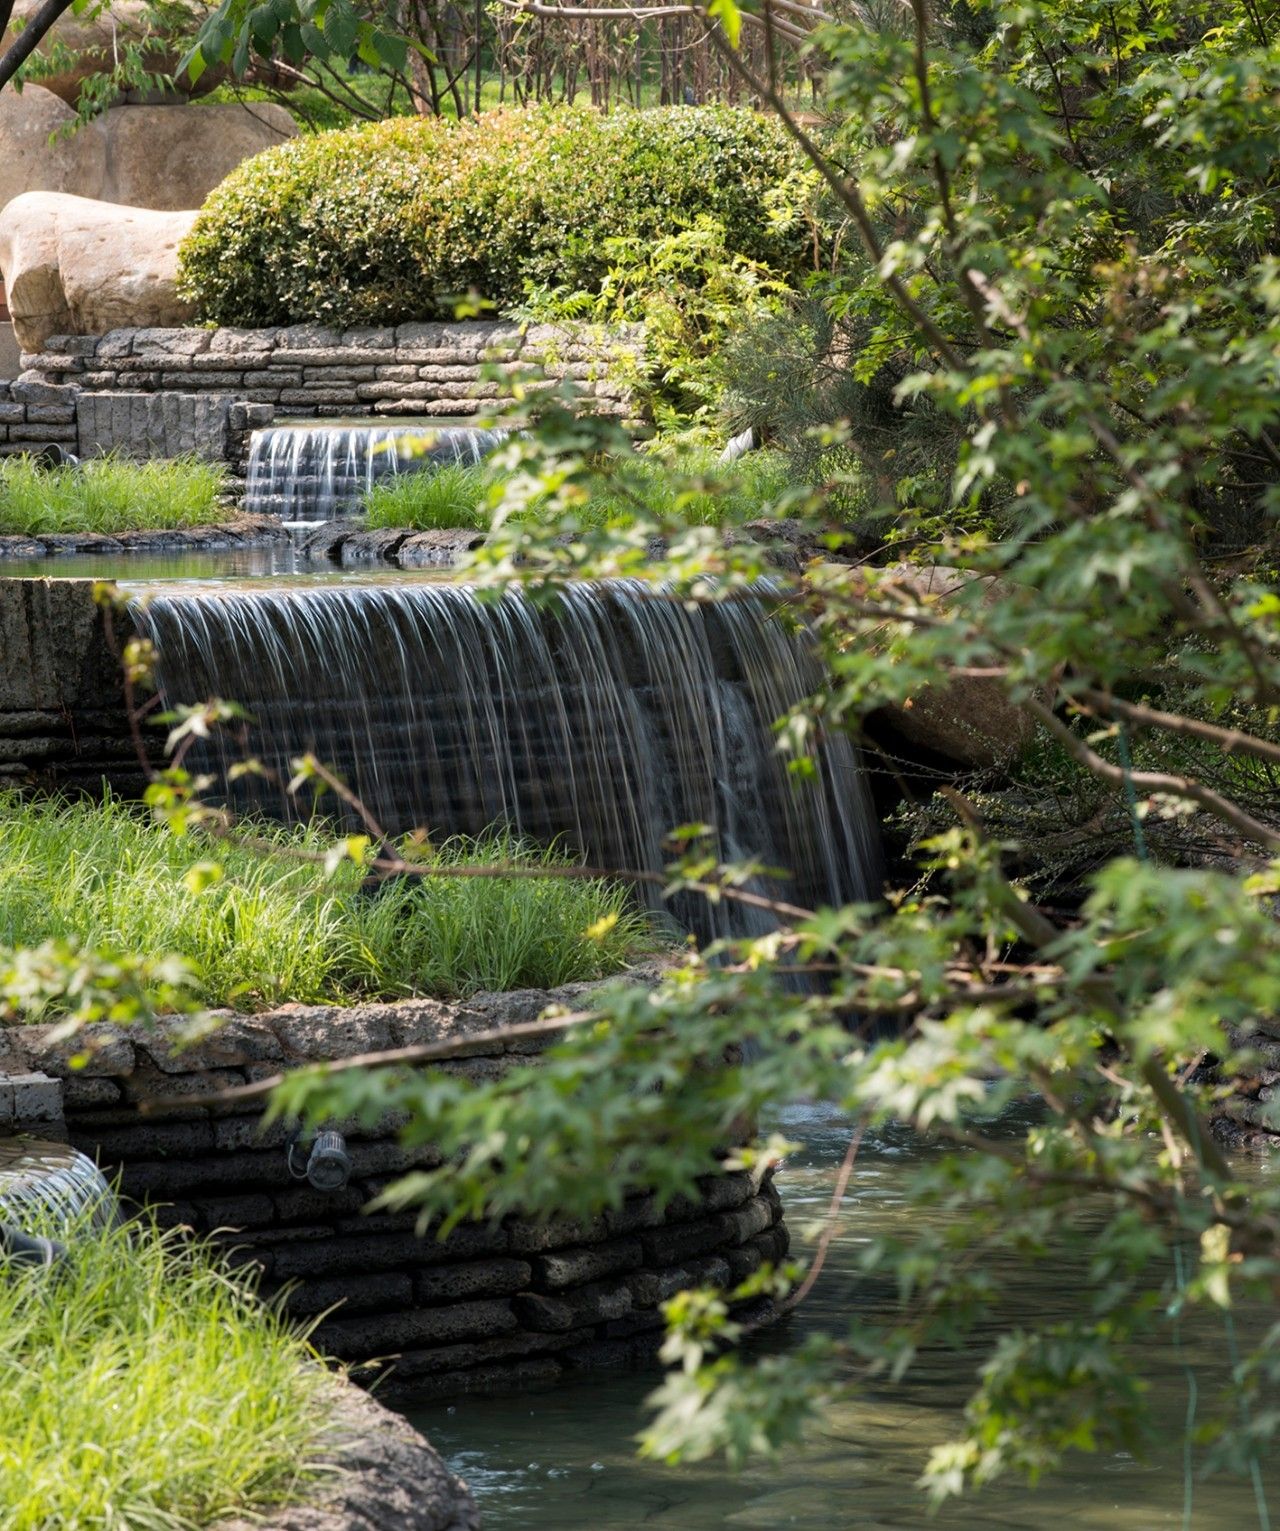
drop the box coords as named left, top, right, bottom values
left=0, top=1, right=223, bottom=106
left=0, top=192, right=197, bottom=351
left=95, top=102, right=295, bottom=210
left=857, top=563, right=1036, bottom=769
left=0, top=86, right=294, bottom=225
left=0, top=85, right=105, bottom=216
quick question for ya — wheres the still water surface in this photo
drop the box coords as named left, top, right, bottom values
left=403, top=1104, right=1280, bottom=1529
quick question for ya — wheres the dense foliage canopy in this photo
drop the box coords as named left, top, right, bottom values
left=177, top=103, right=813, bottom=327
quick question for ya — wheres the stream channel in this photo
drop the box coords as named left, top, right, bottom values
left=405, top=1103, right=1280, bottom=1530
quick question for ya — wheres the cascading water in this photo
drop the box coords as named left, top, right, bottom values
left=245, top=422, right=508, bottom=523
left=134, top=581, right=880, bottom=943
left=0, top=1138, right=118, bottom=1233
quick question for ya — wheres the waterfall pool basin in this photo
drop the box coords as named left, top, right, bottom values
left=0, top=549, right=455, bottom=586
left=406, top=1103, right=1280, bottom=1530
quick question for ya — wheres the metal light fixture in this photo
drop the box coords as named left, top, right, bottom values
left=286, top=1128, right=353, bottom=1192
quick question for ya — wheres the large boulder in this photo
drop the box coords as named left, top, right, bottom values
left=95, top=102, right=296, bottom=210
left=0, top=86, right=105, bottom=215
left=853, top=563, right=1036, bottom=770
left=0, top=0, right=221, bottom=105
left=0, top=86, right=295, bottom=217
left=0, top=191, right=197, bottom=351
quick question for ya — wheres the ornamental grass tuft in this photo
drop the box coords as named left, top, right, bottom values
left=0, top=794, right=651, bottom=1012
left=0, top=1217, right=332, bottom=1530
left=0, top=454, right=226, bottom=536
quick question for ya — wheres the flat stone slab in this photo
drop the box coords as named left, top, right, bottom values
left=0, top=515, right=290, bottom=559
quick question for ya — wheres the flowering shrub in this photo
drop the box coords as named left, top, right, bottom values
left=178, top=104, right=813, bottom=326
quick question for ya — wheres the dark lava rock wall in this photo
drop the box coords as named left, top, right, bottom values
left=1, top=975, right=788, bottom=1394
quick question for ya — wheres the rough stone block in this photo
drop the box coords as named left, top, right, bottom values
left=131, top=328, right=212, bottom=356
left=273, top=1183, right=369, bottom=1225
left=533, top=1237, right=643, bottom=1291
left=345, top=327, right=398, bottom=350
left=313, top=1298, right=519, bottom=1359
left=19, top=1022, right=135, bottom=1078
left=11, top=376, right=77, bottom=406
left=0, top=404, right=25, bottom=423
left=387, top=1327, right=588, bottom=1378
left=604, top=1194, right=666, bottom=1236
left=714, top=1195, right=775, bottom=1246
left=413, top=1258, right=533, bottom=1305
left=626, top=1265, right=695, bottom=1308
left=278, top=1271, right=414, bottom=1317
left=276, top=324, right=345, bottom=351
left=81, top=1118, right=216, bottom=1158
left=211, top=1114, right=290, bottom=1151
left=209, top=327, right=279, bottom=355
left=118, top=1147, right=287, bottom=1198
left=562, top=1333, right=661, bottom=1371
left=748, top=1225, right=790, bottom=1263
left=9, top=1071, right=64, bottom=1124
left=724, top=1243, right=765, bottom=1284
left=507, top=1213, right=608, bottom=1254
left=61, top=1076, right=121, bottom=1108
left=195, top=1192, right=276, bottom=1230
left=513, top=1279, right=632, bottom=1333
left=14, top=424, right=77, bottom=442
left=270, top=1009, right=398, bottom=1060
left=641, top=1220, right=729, bottom=1267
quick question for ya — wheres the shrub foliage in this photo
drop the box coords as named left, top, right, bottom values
left=177, top=104, right=814, bottom=326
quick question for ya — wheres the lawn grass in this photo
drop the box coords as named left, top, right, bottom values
left=361, top=443, right=794, bottom=532
left=0, top=1217, right=331, bottom=1530
left=0, top=454, right=227, bottom=536
left=0, top=794, right=652, bottom=1011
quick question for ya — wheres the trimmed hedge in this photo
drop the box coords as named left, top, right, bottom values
left=177, top=105, right=813, bottom=327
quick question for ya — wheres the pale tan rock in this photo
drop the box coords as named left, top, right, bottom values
left=97, top=102, right=295, bottom=210
left=0, top=0, right=219, bottom=105
left=0, top=192, right=197, bottom=351
left=0, top=86, right=294, bottom=219
left=0, top=85, right=106, bottom=215
left=854, top=562, right=1036, bottom=769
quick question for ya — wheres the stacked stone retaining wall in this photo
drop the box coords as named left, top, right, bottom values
left=7, top=321, right=642, bottom=479
left=0, top=575, right=137, bottom=792
left=0, top=976, right=787, bottom=1394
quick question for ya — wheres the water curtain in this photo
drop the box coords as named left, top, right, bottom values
left=136, top=581, right=880, bottom=943
left=245, top=423, right=508, bottom=523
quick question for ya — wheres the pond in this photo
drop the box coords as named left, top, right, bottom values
left=0, top=548, right=447, bottom=587
left=403, top=1103, right=1280, bottom=1530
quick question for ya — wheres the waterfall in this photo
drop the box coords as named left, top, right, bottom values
left=245, top=422, right=508, bottom=523
left=134, top=581, right=880, bottom=943
left=0, top=1138, right=118, bottom=1235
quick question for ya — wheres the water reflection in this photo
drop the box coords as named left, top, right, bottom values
left=401, top=1103, right=1280, bottom=1529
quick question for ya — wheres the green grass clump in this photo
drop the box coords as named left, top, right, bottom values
left=590, top=444, right=795, bottom=527
left=0, top=1218, right=330, bottom=1530
left=0, top=454, right=226, bottom=536
left=362, top=445, right=793, bottom=532
left=365, top=462, right=495, bottom=531
left=0, top=794, right=651, bottom=1011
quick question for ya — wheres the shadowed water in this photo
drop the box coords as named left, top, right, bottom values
left=406, top=1104, right=1280, bottom=1530
left=245, top=421, right=507, bottom=523
left=134, top=580, right=879, bottom=943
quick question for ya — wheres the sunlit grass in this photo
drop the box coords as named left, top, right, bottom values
left=362, top=443, right=794, bottom=532
left=0, top=794, right=653, bottom=1011
left=364, top=461, right=495, bottom=531
left=0, top=454, right=226, bottom=536
left=0, top=1217, right=331, bottom=1530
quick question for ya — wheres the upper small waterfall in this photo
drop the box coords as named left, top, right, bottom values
left=245, top=422, right=508, bottom=523
left=135, top=581, right=880, bottom=944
